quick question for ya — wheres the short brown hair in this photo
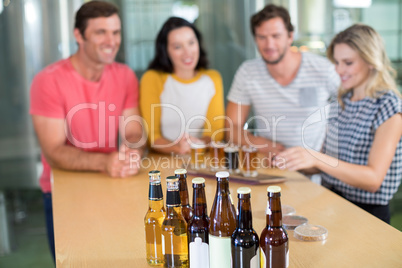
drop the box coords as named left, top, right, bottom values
left=250, top=4, right=294, bottom=36
left=74, top=1, right=119, bottom=37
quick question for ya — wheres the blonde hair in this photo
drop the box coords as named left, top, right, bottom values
left=327, top=24, right=400, bottom=107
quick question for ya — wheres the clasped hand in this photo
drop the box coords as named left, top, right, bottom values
left=106, top=144, right=142, bottom=177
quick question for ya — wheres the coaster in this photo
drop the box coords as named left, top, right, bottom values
left=294, top=224, right=328, bottom=241
left=283, top=215, right=308, bottom=230
left=282, top=205, right=296, bottom=216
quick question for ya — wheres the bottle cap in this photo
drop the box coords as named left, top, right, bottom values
left=267, top=186, right=281, bottom=193
left=237, top=187, right=251, bottom=194
left=192, top=177, right=205, bottom=184
left=174, top=169, right=187, bottom=175
left=166, top=176, right=178, bottom=182
left=148, top=170, right=160, bottom=176
left=216, top=171, right=230, bottom=178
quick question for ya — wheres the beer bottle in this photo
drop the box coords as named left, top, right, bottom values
left=188, top=177, right=210, bottom=268
left=144, top=170, right=166, bottom=266
left=161, top=176, right=189, bottom=268
left=231, top=187, right=259, bottom=268
left=209, top=171, right=236, bottom=268
left=260, top=186, right=289, bottom=268
left=175, top=169, right=193, bottom=223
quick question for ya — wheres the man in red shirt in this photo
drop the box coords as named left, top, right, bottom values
left=30, top=1, right=144, bottom=260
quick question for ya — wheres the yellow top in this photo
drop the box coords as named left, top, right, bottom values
left=216, top=171, right=230, bottom=178
left=192, top=177, right=205, bottom=184
left=174, top=169, right=187, bottom=175
left=237, top=187, right=251, bottom=194
left=267, top=186, right=281, bottom=193
left=140, top=69, right=225, bottom=145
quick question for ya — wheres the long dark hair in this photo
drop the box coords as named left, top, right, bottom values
left=148, top=17, right=208, bottom=73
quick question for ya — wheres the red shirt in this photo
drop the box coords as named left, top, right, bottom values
left=30, top=58, right=138, bottom=193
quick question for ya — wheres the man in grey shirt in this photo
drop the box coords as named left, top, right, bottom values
left=226, top=4, right=339, bottom=161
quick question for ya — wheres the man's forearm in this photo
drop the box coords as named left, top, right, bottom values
left=228, top=125, right=268, bottom=147
left=226, top=123, right=246, bottom=145
left=245, top=131, right=280, bottom=153
left=228, top=126, right=284, bottom=155
left=152, top=137, right=187, bottom=155
left=123, top=131, right=146, bottom=152
left=44, top=144, right=110, bottom=172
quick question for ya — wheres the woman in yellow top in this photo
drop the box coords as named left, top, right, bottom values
left=140, top=17, right=225, bottom=155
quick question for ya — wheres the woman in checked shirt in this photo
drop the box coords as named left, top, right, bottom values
left=273, top=24, right=402, bottom=223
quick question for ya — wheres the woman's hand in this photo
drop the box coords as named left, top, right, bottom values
left=176, top=134, right=203, bottom=155
left=177, top=137, right=191, bottom=155
left=273, top=146, right=319, bottom=171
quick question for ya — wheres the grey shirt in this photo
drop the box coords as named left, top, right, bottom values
left=227, top=52, right=340, bottom=151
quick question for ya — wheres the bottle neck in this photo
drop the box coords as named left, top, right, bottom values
left=166, top=189, right=181, bottom=207
left=166, top=205, right=184, bottom=219
left=178, top=175, right=190, bottom=206
left=216, top=178, right=235, bottom=215
left=148, top=182, right=163, bottom=201
left=237, top=195, right=252, bottom=229
left=192, top=185, right=208, bottom=217
left=148, top=199, right=164, bottom=211
left=267, top=193, right=282, bottom=227
left=216, top=177, right=230, bottom=196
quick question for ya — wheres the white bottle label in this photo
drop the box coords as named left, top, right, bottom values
left=209, top=235, right=231, bottom=268
left=266, top=201, right=272, bottom=215
left=189, top=237, right=210, bottom=268
left=250, top=249, right=260, bottom=268
left=161, top=234, right=165, bottom=255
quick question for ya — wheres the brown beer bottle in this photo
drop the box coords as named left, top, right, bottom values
left=144, top=170, right=166, bottom=265
left=231, top=187, right=259, bottom=268
left=209, top=171, right=236, bottom=268
left=161, top=176, right=188, bottom=268
left=175, top=169, right=193, bottom=223
left=260, top=186, right=289, bottom=268
left=187, top=177, right=210, bottom=268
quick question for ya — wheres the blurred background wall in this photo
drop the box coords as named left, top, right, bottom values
left=0, top=0, right=401, bottom=259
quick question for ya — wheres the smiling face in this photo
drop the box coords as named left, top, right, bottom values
left=167, top=26, right=200, bottom=77
left=333, top=43, right=372, bottom=93
left=75, top=14, right=121, bottom=66
left=254, top=17, right=293, bottom=65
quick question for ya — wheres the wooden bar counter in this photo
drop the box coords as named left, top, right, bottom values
left=52, top=154, right=402, bottom=267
